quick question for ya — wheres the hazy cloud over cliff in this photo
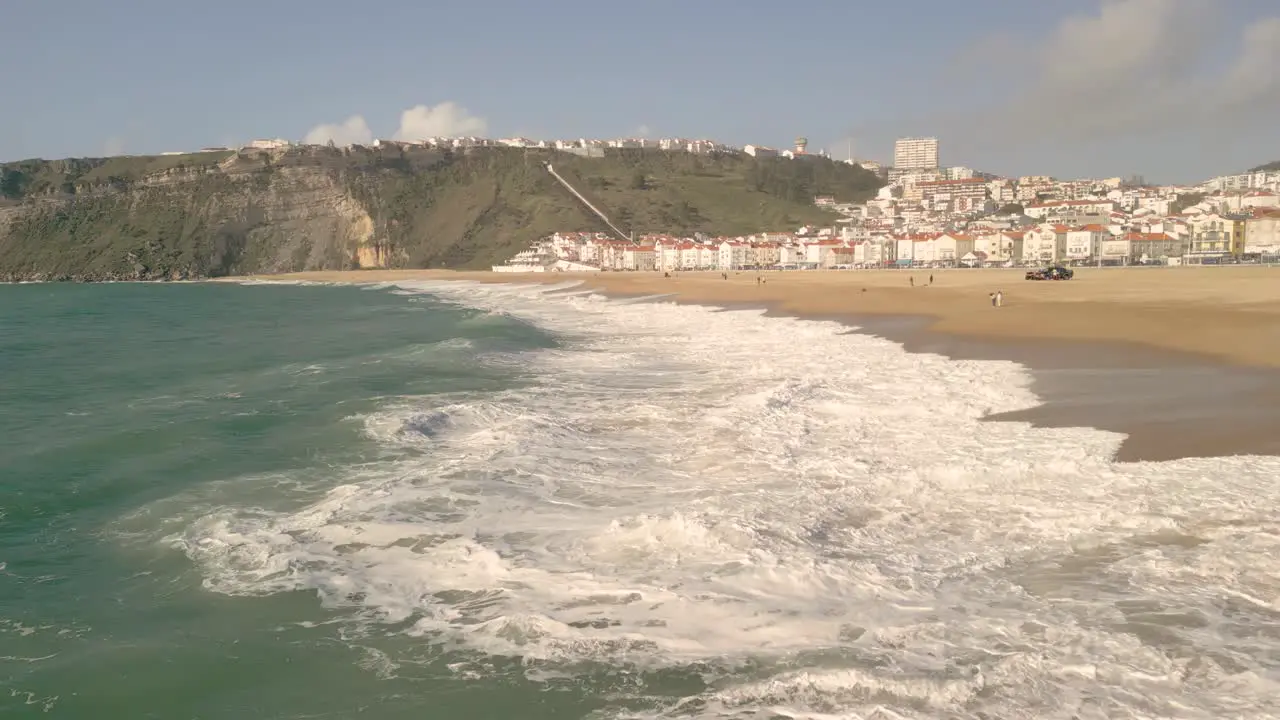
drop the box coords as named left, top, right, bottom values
left=303, top=116, right=374, bottom=147
left=393, top=102, right=487, bottom=141
left=303, top=102, right=487, bottom=147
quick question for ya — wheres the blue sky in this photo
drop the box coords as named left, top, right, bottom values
left=2, top=0, right=1278, bottom=183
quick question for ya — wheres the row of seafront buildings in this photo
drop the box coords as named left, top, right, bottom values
left=497, top=201, right=1280, bottom=273
left=842, top=176, right=1280, bottom=266
left=496, top=231, right=870, bottom=273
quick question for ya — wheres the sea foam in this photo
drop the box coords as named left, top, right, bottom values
left=169, top=279, right=1280, bottom=719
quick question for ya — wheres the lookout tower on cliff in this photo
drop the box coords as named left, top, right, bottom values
left=794, top=136, right=808, bottom=155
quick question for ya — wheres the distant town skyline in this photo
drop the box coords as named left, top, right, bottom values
left=226, top=134, right=1269, bottom=188
left=2, top=0, right=1278, bottom=183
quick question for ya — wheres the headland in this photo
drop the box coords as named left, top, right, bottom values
left=230, top=265, right=1280, bottom=462
left=0, top=147, right=879, bottom=282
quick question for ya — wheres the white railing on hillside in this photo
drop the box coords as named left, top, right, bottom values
left=544, top=163, right=634, bottom=244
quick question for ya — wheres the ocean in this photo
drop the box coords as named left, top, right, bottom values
left=2, top=279, right=1279, bottom=719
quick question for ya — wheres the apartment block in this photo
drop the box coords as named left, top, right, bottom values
left=893, top=137, right=940, bottom=170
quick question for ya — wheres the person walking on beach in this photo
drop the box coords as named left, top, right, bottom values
left=996, top=290, right=1003, bottom=307
left=910, top=276, right=915, bottom=287
left=929, top=273, right=934, bottom=285
left=989, top=292, right=997, bottom=307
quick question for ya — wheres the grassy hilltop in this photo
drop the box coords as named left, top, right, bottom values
left=0, top=146, right=882, bottom=280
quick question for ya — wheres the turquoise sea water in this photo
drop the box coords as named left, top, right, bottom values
left=1, top=282, right=571, bottom=719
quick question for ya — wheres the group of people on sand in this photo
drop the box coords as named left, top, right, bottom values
left=665, top=270, right=1004, bottom=306
left=664, top=271, right=762, bottom=283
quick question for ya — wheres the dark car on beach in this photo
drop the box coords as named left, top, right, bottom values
left=1025, top=265, right=1074, bottom=280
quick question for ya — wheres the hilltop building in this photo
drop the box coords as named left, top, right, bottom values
left=893, top=137, right=939, bottom=170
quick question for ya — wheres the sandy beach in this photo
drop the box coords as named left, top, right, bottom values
left=249, top=265, right=1280, bottom=368
left=234, top=265, right=1280, bottom=461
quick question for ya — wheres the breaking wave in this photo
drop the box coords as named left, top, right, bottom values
left=168, top=279, right=1280, bottom=718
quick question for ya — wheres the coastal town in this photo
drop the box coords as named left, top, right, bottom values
left=463, top=135, right=1280, bottom=273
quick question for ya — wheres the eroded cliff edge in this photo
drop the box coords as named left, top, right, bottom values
left=0, top=145, right=882, bottom=281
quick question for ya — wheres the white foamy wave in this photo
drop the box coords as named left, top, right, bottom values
left=170, top=279, right=1280, bottom=718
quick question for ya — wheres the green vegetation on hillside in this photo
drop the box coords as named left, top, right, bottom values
left=0, top=172, right=262, bottom=280
left=1248, top=160, right=1280, bottom=173
left=1, top=152, right=232, bottom=200
left=529, top=149, right=879, bottom=237
left=0, top=146, right=882, bottom=279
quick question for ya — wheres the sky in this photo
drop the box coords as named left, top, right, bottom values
left=2, top=0, right=1278, bottom=183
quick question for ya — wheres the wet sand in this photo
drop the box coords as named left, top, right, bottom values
left=848, top=313, right=1280, bottom=463
left=230, top=266, right=1280, bottom=462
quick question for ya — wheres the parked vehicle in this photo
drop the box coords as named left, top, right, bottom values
left=1025, top=265, right=1074, bottom=281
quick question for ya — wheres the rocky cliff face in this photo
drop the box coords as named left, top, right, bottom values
left=0, top=145, right=580, bottom=281
left=0, top=149, right=388, bottom=281
left=189, top=164, right=379, bottom=274
left=0, top=145, right=882, bottom=281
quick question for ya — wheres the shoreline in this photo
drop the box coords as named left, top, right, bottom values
left=546, top=288, right=1280, bottom=463
left=222, top=267, right=1280, bottom=462
left=222, top=265, right=1280, bottom=368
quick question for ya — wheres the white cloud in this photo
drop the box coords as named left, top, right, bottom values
left=819, top=1, right=1280, bottom=180
left=985, top=1, right=1280, bottom=137
left=980, top=0, right=1214, bottom=141
left=393, top=102, right=487, bottom=141
left=304, top=115, right=374, bottom=146
left=1220, top=17, right=1280, bottom=109
left=103, top=136, right=126, bottom=156
left=302, top=101, right=487, bottom=147
left=931, top=0, right=1280, bottom=177
left=1038, top=0, right=1204, bottom=93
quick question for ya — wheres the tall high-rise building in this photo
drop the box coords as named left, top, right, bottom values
left=893, top=137, right=940, bottom=170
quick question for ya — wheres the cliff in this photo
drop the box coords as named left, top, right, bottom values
left=0, top=146, right=883, bottom=281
